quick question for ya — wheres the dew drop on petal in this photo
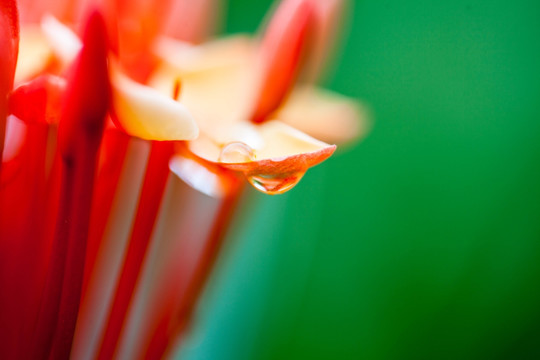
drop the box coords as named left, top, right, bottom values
left=218, top=141, right=255, bottom=163
left=247, top=171, right=305, bottom=195
left=218, top=141, right=307, bottom=194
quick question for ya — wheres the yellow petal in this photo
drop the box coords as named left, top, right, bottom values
left=153, top=35, right=254, bottom=75
left=149, top=36, right=256, bottom=133
left=274, top=85, right=369, bottom=145
left=15, top=25, right=53, bottom=84
left=111, top=69, right=199, bottom=141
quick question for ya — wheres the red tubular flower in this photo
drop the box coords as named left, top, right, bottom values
left=31, top=10, right=110, bottom=360
left=0, top=1, right=366, bottom=359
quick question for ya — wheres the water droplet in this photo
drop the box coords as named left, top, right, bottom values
left=219, top=142, right=306, bottom=194
left=247, top=171, right=305, bottom=195
left=218, top=142, right=255, bottom=163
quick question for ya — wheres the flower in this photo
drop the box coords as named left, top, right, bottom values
left=0, top=0, right=365, bottom=359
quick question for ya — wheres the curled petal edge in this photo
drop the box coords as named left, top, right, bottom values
left=188, top=120, right=336, bottom=177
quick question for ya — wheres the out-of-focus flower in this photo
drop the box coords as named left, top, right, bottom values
left=0, top=0, right=366, bottom=359
left=151, top=0, right=364, bottom=194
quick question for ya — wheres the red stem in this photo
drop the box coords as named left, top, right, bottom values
left=143, top=183, right=243, bottom=359
left=29, top=158, right=74, bottom=360
left=30, top=10, right=109, bottom=359
left=0, top=122, right=49, bottom=359
left=48, top=134, right=103, bottom=359
left=97, top=140, right=174, bottom=359
left=83, top=128, right=130, bottom=295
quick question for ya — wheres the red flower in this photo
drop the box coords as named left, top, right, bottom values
left=0, top=0, right=365, bottom=359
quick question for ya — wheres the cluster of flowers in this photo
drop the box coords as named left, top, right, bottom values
left=0, top=0, right=362, bottom=359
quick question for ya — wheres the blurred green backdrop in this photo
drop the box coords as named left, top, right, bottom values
left=175, top=1, right=540, bottom=359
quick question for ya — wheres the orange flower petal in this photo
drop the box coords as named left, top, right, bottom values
left=188, top=121, right=335, bottom=194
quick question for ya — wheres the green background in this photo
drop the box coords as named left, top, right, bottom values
left=175, top=1, right=540, bottom=359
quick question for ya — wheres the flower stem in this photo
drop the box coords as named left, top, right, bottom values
left=29, top=159, right=74, bottom=359
left=48, top=134, right=103, bottom=359
left=97, top=140, right=174, bottom=359
left=30, top=11, right=109, bottom=359
left=83, top=128, right=130, bottom=295
left=144, top=183, right=243, bottom=359
left=0, top=122, right=49, bottom=359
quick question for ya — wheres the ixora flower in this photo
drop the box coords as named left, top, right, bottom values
left=0, top=0, right=365, bottom=359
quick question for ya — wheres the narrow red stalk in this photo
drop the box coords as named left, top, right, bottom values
left=2, top=86, right=64, bottom=355
left=26, top=138, right=63, bottom=359
left=143, top=182, right=243, bottom=359
left=27, top=136, right=64, bottom=360
left=0, top=121, right=49, bottom=359
left=30, top=11, right=110, bottom=359
left=15, top=124, right=57, bottom=359
left=83, top=128, right=130, bottom=295
left=29, top=167, right=73, bottom=360
left=41, top=135, right=63, bottom=261
left=97, top=140, right=175, bottom=359
left=109, top=153, right=241, bottom=359
left=48, top=135, right=103, bottom=359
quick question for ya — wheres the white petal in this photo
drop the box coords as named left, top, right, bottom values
left=15, top=25, right=53, bottom=83
left=112, top=69, right=199, bottom=141
left=41, top=15, right=82, bottom=66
